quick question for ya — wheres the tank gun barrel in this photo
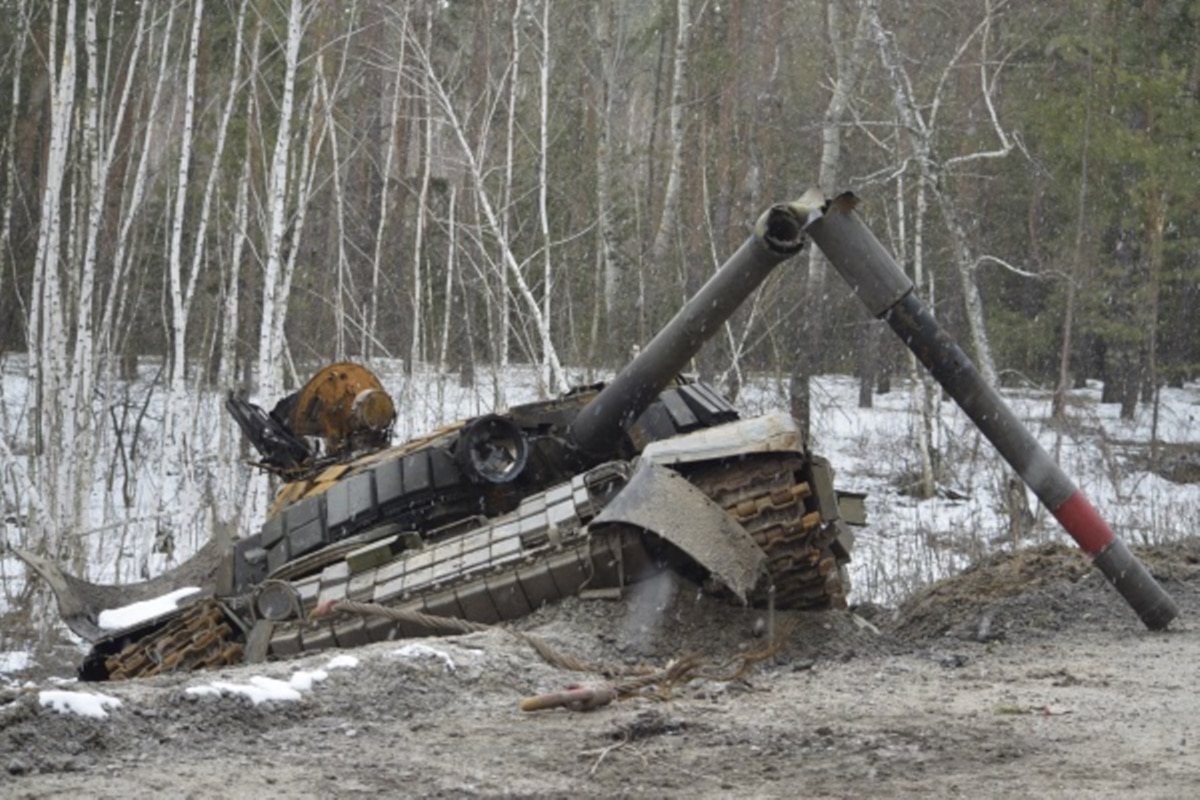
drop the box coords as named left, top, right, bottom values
left=806, top=190, right=1178, bottom=631
left=568, top=194, right=822, bottom=457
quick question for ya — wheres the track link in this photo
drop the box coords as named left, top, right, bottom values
left=682, top=454, right=848, bottom=610
left=101, top=599, right=244, bottom=680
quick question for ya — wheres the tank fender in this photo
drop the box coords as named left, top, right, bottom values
left=11, top=540, right=226, bottom=642
left=590, top=460, right=765, bottom=603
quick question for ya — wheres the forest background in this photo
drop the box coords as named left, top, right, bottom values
left=0, top=0, right=1198, bottom=607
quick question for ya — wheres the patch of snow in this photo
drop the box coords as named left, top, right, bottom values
left=39, top=689, right=122, bottom=719
left=185, top=666, right=333, bottom=705
left=391, top=643, right=456, bottom=672
left=288, top=668, right=328, bottom=691
left=0, top=650, right=31, bottom=674
left=326, top=654, right=360, bottom=670
left=186, top=678, right=302, bottom=705
left=97, top=587, right=202, bottom=630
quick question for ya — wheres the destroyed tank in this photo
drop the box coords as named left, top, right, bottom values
left=17, top=197, right=864, bottom=681
left=20, top=189, right=1179, bottom=682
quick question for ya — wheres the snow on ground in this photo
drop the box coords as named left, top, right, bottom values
left=390, top=643, right=458, bottom=673
left=0, top=650, right=30, bottom=675
left=36, top=654, right=362, bottom=718
left=38, top=689, right=122, bottom=719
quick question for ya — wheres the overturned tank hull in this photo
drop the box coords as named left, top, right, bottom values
left=67, top=399, right=860, bottom=681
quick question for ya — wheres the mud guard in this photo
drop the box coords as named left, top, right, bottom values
left=11, top=540, right=227, bottom=642
left=590, top=460, right=766, bottom=603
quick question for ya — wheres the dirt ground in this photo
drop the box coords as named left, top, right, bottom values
left=4, top=539, right=1200, bottom=799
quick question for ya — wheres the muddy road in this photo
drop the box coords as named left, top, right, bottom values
left=4, top=540, right=1200, bottom=799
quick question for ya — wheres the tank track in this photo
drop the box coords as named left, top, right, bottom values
left=91, top=598, right=244, bottom=681
left=682, top=454, right=849, bottom=610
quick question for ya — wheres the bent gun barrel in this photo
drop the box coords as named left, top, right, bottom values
left=568, top=195, right=820, bottom=457
left=806, top=191, right=1178, bottom=630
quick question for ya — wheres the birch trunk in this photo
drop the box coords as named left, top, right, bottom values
left=155, top=0, right=206, bottom=558
left=536, top=0, right=553, bottom=393
left=256, top=0, right=306, bottom=401
left=99, top=3, right=174, bottom=378
left=28, top=0, right=79, bottom=557
left=410, top=9, right=434, bottom=377
left=272, top=81, right=327, bottom=393
left=499, top=0, right=522, bottom=375
left=367, top=7, right=409, bottom=358
left=437, top=184, right=457, bottom=377
left=316, top=15, right=357, bottom=361
left=165, top=0, right=204, bottom=447
left=593, top=1, right=622, bottom=355
left=214, top=151, right=253, bottom=542
left=648, top=0, right=690, bottom=268
left=794, top=0, right=876, bottom=433
left=410, top=28, right=566, bottom=392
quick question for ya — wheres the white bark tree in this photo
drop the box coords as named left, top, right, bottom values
left=792, top=0, right=877, bottom=432
left=366, top=6, right=409, bottom=359
left=869, top=1, right=1026, bottom=510
left=535, top=0, right=555, bottom=393
left=409, top=8, right=434, bottom=377
left=164, top=0, right=205, bottom=446
left=591, top=0, right=625, bottom=362
left=256, top=0, right=309, bottom=401
left=26, top=0, right=79, bottom=560
left=869, top=0, right=1018, bottom=387
left=406, top=15, right=567, bottom=393
left=648, top=0, right=691, bottom=269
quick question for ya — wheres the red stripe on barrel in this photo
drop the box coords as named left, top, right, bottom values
left=1051, top=491, right=1116, bottom=555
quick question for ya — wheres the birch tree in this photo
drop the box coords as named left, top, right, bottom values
left=648, top=0, right=691, bottom=269
left=26, top=0, right=78, bottom=560
left=791, top=0, right=876, bottom=432
left=535, top=0, right=555, bottom=392
left=405, top=14, right=567, bottom=393
left=164, top=0, right=205, bottom=448
left=256, top=0, right=309, bottom=401
left=590, top=0, right=625, bottom=363
left=366, top=5, right=409, bottom=359
left=870, top=1, right=1030, bottom=519
left=870, top=1, right=1019, bottom=387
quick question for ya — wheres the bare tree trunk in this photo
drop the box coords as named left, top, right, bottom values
left=498, top=0, right=522, bottom=378
left=1053, top=0, right=1096, bottom=425
left=648, top=0, right=690, bottom=268
left=410, top=10, right=434, bottom=378
left=367, top=6, right=409, bottom=359
left=437, top=183, right=457, bottom=376
left=316, top=17, right=357, bottom=361
left=274, top=82, right=327, bottom=391
left=536, top=0, right=554, bottom=393
left=165, top=0, right=205, bottom=447
left=409, top=22, right=566, bottom=392
left=871, top=2, right=1013, bottom=387
left=99, top=3, right=172, bottom=376
left=1144, top=190, right=1166, bottom=465
left=28, top=0, right=79, bottom=558
left=793, top=0, right=876, bottom=432
left=257, top=0, right=307, bottom=401
left=593, top=1, right=623, bottom=363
